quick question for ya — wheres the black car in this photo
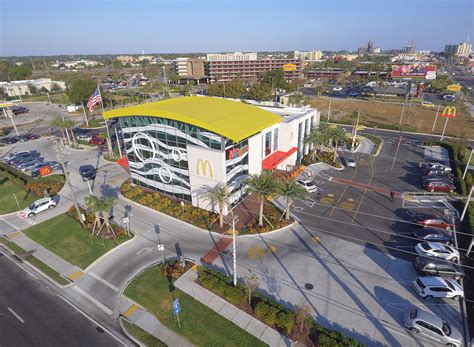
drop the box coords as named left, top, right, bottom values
left=413, top=256, right=464, bottom=279
left=413, top=227, right=454, bottom=243
left=79, top=165, right=96, bottom=181
left=14, top=135, right=29, bottom=142
left=1, top=137, right=18, bottom=144
left=8, top=151, right=40, bottom=164
left=11, top=106, right=29, bottom=115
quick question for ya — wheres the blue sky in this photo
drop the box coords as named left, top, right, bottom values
left=1, top=0, right=473, bottom=56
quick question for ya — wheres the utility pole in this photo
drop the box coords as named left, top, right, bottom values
left=327, top=97, right=332, bottom=122
left=351, top=111, right=360, bottom=151
left=54, top=137, right=85, bottom=228
left=232, top=213, right=237, bottom=286
left=46, top=92, right=52, bottom=105
left=97, top=84, right=113, bottom=156
left=391, top=135, right=403, bottom=171
left=431, top=104, right=441, bottom=132
left=3, top=108, right=19, bottom=136
left=399, top=82, right=410, bottom=125
left=463, top=149, right=473, bottom=180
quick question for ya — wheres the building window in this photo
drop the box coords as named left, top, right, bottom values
left=273, top=128, right=279, bottom=151
left=264, top=132, right=272, bottom=157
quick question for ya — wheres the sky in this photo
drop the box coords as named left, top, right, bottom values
left=0, top=0, right=473, bottom=56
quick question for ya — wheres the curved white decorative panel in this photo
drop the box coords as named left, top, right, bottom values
left=132, top=132, right=156, bottom=163
left=171, top=148, right=183, bottom=162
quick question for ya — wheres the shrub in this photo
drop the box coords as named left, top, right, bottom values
left=254, top=301, right=269, bottom=320
left=224, top=285, right=246, bottom=306
left=276, top=311, right=295, bottom=335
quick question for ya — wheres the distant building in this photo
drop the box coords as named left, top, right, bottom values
left=0, top=78, right=66, bottom=97
left=206, top=57, right=302, bottom=82
left=358, top=40, right=380, bottom=56
left=294, top=50, right=323, bottom=61
left=206, top=52, right=258, bottom=62
left=403, top=44, right=416, bottom=54
left=173, top=57, right=205, bottom=77
left=304, top=69, right=348, bottom=80
left=444, top=42, right=472, bottom=57
left=52, top=60, right=98, bottom=69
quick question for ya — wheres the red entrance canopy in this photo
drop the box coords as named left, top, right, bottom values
left=262, top=147, right=297, bottom=171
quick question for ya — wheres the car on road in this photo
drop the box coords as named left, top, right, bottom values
left=412, top=214, right=454, bottom=230
left=296, top=179, right=318, bottom=193
left=413, top=256, right=464, bottom=279
left=421, top=102, right=435, bottom=108
left=346, top=157, right=356, bottom=167
left=77, top=134, right=92, bottom=142
left=79, top=165, right=96, bottom=181
left=413, top=227, right=454, bottom=243
left=21, top=197, right=57, bottom=217
left=412, top=276, right=464, bottom=301
left=332, top=86, right=343, bottom=92
left=404, top=308, right=462, bottom=346
left=415, top=242, right=459, bottom=262
left=423, top=180, right=455, bottom=193
left=90, top=136, right=106, bottom=145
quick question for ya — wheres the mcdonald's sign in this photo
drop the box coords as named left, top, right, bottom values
left=441, top=106, right=456, bottom=118
left=196, top=159, right=214, bottom=178
left=447, top=84, right=462, bottom=92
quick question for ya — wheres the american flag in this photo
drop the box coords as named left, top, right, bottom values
left=87, top=87, right=102, bottom=112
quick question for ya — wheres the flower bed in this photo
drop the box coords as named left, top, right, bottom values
left=243, top=204, right=292, bottom=234
left=67, top=206, right=128, bottom=239
left=301, top=151, right=342, bottom=168
left=121, top=180, right=217, bottom=230
left=196, top=266, right=364, bottom=346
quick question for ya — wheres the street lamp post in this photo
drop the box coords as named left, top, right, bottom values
left=232, top=212, right=237, bottom=286
left=431, top=104, right=441, bottom=132
left=462, top=149, right=473, bottom=180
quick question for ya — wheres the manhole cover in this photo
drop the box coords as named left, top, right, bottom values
left=305, top=283, right=314, bottom=290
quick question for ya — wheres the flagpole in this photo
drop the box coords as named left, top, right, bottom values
left=97, top=83, right=113, bottom=156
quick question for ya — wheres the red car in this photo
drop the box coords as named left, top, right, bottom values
left=413, top=213, right=454, bottom=230
left=89, top=136, right=106, bottom=145
left=423, top=180, right=455, bottom=193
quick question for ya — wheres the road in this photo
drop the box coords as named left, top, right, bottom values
left=445, top=63, right=474, bottom=99
left=0, top=253, right=121, bottom=346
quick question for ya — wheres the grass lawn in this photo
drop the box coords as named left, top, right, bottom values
left=122, top=320, right=167, bottom=347
left=0, top=176, right=37, bottom=214
left=125, top=266, right=266, bottom=347
left=0, top=237, right=69, bottom=285
left=310, top=96, right=474, bottom=138
left=24, top=213, right=132, bottom=269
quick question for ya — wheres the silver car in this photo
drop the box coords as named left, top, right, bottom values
left=404, top=308, right=462, bottom=346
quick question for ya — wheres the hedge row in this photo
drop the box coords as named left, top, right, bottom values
left=197, top=266, right=364, bottom=346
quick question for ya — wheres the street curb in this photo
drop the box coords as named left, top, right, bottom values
left=372, top=138, right=384, bottom=157
left=118, top=318, right=145, bottom=347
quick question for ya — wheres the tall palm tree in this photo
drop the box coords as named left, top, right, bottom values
left=62, top=119, right=77, bottom=147
left=50, top=117, right=67, bottom=142
left=245, top=172, right=278, bottom=227
left=85, top=195, right=117, bottom=237
left=303, top=122, right=331, bottom=161
left=204, top=184, right=230, bottom=228
left=276, top=178, right=307, bottom=220
left=325, top=126, right=346, bottom=163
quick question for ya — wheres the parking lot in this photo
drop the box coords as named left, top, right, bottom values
left=286, top=132, right=465, bottom=345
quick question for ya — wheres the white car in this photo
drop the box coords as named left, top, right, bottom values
left=332, top=86, right=343, bottom=92
left=415, top=242, right=459, bottom=262
left=346, top=157, right=356, bottom=167
left=20, top=197, right=57, bottom=217
left=425, top=162, right=451, bottom=172
left=77, top=134, right=92, bottom=142
left=412, top=276, right=464, bottom=301
left=297, top=179, right=318, bottom=193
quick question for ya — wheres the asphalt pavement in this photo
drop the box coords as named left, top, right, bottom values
left=0, top=253, right=121, bottom=346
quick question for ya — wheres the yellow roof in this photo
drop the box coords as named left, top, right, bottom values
left=103, top=96, right=281, bottom=142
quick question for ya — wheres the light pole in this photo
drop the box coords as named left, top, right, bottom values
left=351, top=111, right=360, bottom=151
left=3, top=108, right=19, bottom=136
left=462, top=148, right=473, bottom=180
left=461, top=186, right=474, bottom=222
left=391, top=135, right=403, bottom=171
left=327, top=97, right=332, bottom=122
left=440, top=115, right=450, bottom=142
left=232, top=212, right=237, bottom=286
left=431, top=104, right=441, bottom=132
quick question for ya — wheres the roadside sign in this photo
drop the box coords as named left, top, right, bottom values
left=172, top=298, right=181, bottom=315
left=282, top=63, right=296, bottom=72
left=122, top=217, right=129, bottom=224
left=441, top=106, right=456, bottom=118
left=157, top=244, right=165, bottom=251
left=447, top=84, right=462, bottom=92
left=39, top=165, right=52, bottom=177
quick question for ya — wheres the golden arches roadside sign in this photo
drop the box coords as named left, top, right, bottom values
left=196, top=159, right=214, bottom=178
left=441, top=106, right=456, bottom=118
left=282, top=63, right=296, bottom=72
left=447, top=84, right=462, bottom=92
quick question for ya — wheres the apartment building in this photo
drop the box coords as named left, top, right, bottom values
left=294, top=50, right=323, bottom=61
left=174, top=57, right=206, bottom=76
left=444, top=42, right=472, bottom=57
left=206, top=52, right=258, bottom=62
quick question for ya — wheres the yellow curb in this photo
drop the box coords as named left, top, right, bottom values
left=247, top=245, right=265, bottom=260
left=7, top=231, right=22, bottom=239
left=311, top=236, right=321, bottom=243
left=68, top=270, right=83, bottom=281
left=191, top=264, right=199, bottom=272
left=122, top=304, right=138, bottom=318
left=225, top=229, right=240, bottom=236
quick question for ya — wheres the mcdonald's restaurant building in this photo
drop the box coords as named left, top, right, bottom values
left=103, top=96, right=319, bottom=212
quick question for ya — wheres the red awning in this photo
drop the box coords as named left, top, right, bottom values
left=262, top=147, right=297, bottom=170
left=116, top=157, right=129, bottom=168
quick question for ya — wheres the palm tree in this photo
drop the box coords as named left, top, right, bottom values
left=245, top=172, right=278, bottom=227
left=85, top=195, right=117, bottom=237
left=325, top=126, right=346, bottom=163
left=277, top=178, right=307, bottom=220
left=50, top=117, right=67, bottom=142
left=62, top=119, right=77, bottom=147
left=204, top=184, right=230, bottom=228
left=303, top=122, right=330, bottom=161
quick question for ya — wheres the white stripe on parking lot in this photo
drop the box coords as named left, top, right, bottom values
left=7, top=307, right=24, bottom=323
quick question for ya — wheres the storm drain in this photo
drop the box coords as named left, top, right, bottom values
left=305, top=283, right=314, bottom=290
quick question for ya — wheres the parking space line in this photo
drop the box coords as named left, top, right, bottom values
left=329, top=165, right=358, bottom=216
left=352, top=157, right=374, bottom=223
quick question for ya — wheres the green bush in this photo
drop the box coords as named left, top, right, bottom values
left=276, top=311, right=295, bottom=335
left=254, top=301, right=269, bottom=320
left=224, top=285, right=246, bottom=306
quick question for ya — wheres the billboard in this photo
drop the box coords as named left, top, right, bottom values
left=391, top=64, right=436, bottom=79
left=283, top=63, right=297, bottom=71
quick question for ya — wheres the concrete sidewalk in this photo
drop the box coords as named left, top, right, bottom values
left=175, top=267, right=291, bottom=347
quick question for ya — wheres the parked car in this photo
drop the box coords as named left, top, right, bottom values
left=421, top=101, right=435, bottom=108
left=4, top=150, right=30, bottom=162
left=15, top=156, right=43, bottom=169
left=25, top=134, right=40, bottom=140
left=413, top=256, right=464, bottom=279
left=422, top=175, right=453, bottom=185
left=11, top=106, right=29, bottom=115
left=77, top=134, right=92, bottom=142
left=21, top=197, right=56, bottom=217
left=6, top=151, right=39, bottom=164
left=423, top=180, right=455, bottom=193
left=90, top=136, right=106, bottom=145
left=404, top=308, right=462, bottom=346
left=424, top=168, right=454, bottom=177
left=413, top=227, right=454, bottom=243
left=1, top=137, right=18, bottom=144
left=424, top=162, right=452, bottom=172
left=332, top=86, right=343, bottom=92
left=79, top=165, right=96, bottom=181
left=412, top=214, right=454, bottom=230
left=346, top=157, right=356, bottom=167
left=20, top=160, right=45, bottom=172
left=415, top=242, right=459, bottom=262
left=412, top=276, right=464, bottom=301
left=14, top=135, right=30, bottom=142
left=296, top=179, right=318, bottom=193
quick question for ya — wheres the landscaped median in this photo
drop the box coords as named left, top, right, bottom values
left=124, top=261, right=265, bottom=347
left=23, top=208, right=132, bottom=269
left=361, top=133, right=383, bottom=155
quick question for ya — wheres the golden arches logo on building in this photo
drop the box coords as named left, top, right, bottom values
left=447, top=84, right=462, bottom=92
left=196, top=159, right=214, bottom=178
left=441, top=106, right=456, bottom=118
left=282, top=63, right=296, bottom=71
